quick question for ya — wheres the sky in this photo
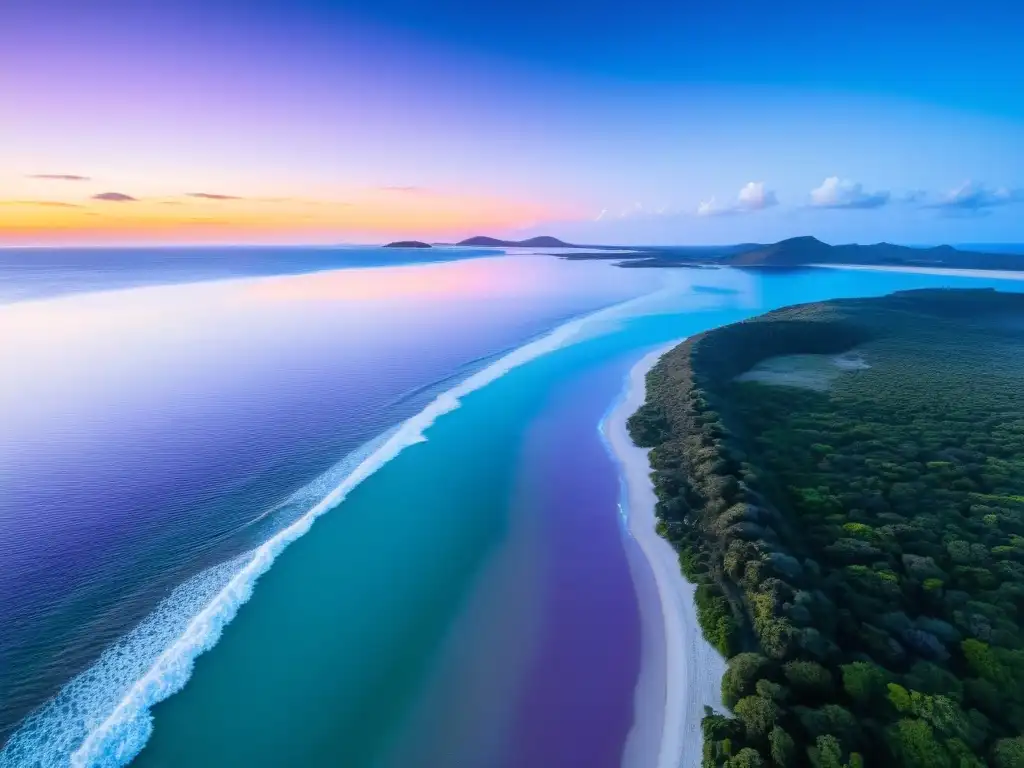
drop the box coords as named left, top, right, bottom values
left=2, top=0, right=1023, bottom=246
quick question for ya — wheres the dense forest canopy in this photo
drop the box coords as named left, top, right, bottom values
left=628, top=288, right=1024, bottom=767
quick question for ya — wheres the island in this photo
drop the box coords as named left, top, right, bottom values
left=627, top=289, right=1024, bottom=767
left=389, top=234, right=1023, bottom=272
left=456, top=235, right=577, bottom=248
left=382, top=240, right=432, bottom=248
left=563, top=236, right=1024, bottom=272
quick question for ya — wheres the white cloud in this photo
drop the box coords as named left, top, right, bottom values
left=696, top=196, right=723, bottom=217
left=736, top=181, right=778, bottom=211
left=927, top=181, right=1023, bottom=212
left=809, top=177, right=890, bottom=209
left=697, top=181, right=778, bottom=216
left=614, top=202, right=644, bottom=218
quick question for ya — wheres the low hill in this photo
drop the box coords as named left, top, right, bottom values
left=456, top=235, right=576, bottom=248
left=383, top=240, right=431, bottom=249
left=724, top=236, right=1022, bottom=269
left=584, top=237, right=1024, bottom=271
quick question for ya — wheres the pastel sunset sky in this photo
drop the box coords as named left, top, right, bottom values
left=3, top=0, right=1022, bottom=246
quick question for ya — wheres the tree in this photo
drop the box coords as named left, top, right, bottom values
left=703, top=707, right=745, bottom=766
left=904, top=660, right=962, bottom=701
left=760, top=619, right=796, bottom=660
left=703, top=707, right=744, bottom=742
left=886, top=718, right=951, bottom=768
left=964, top=677, right=1001, bottom=718
left=962, top=639, right=1007, bottom=684
left=734, top=695, right=780, bottom=740
left=945, top=738, right=986, bottom=768
left=755, top=679, right=788, bottom=703
left=807, top=735, right=843, bottom=768
left=887, top=683, right=913, bottom=713
left=725, top=748, right=765, bottom=768
left=784, top=660, right=833, bottom=695
left=722, top=653, right=772, bottom=709
left=796, top=705, right=860, bottom=747
left=841, top=661, right=889, bottom=706
left=993, top=737, right=1024, bottom=768
left=903, top=692, right=981, bottom=746
left=769, top=726, right=796, bottom=767
left=697, top=585, right=740, bottom=657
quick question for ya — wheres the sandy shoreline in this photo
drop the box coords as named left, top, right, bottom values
left=812, top=263, right=1024, bottom=280
left=604, top=342, right=727, bottom=768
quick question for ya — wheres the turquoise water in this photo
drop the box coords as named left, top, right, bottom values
left=4, top=255, right=1024, bottom=767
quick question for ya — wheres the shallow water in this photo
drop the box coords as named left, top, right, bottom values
left=3, top=256, right=1024, bottom=767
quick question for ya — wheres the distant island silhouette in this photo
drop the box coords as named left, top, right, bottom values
left=392, top=234, right=1023, bottom=272
left=720, top=236, right=1015, bottom=269
left=456, top=235, right=576, bottom=248
left=565, top=236, right=1024, bottom=272
left=383, top=240, right=432, bottom=248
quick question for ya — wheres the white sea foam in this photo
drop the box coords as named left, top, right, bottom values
left=0, top=555, right=249, bottom=767
left=1, top=282, right=674, bottom=768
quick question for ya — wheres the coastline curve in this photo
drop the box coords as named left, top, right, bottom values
left=602, top=342, right=727, bottom=768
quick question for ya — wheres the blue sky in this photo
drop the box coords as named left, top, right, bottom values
left=2, top=0, right=1022, bottom=244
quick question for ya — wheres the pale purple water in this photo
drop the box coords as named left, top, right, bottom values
left=505, top=352, right=643, bottom=767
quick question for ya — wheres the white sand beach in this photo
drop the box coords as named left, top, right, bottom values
left=606, top=342, right=727, bottom=768
left=813, top=263, right=1024, bottom=280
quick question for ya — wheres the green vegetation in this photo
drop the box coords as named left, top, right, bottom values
left=628, top=288, right=1024, bottom=766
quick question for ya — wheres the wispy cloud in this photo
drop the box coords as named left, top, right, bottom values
left=92, top=192, right=138, bottom=202
left=186, top=192, right=242, bottom=200
left=592, top=201, right=677, bottom=221
left=377, top=185, right=425, bottom=193
left=28, top=173, right=91, bottom=182
left=696, top=197, right=730, bottom=217
left=1, top=200, right=82, bottom=208
left=809, top=177, right=890, bottom=209
left=697, top=181, right=778, bottom=216
left=925, top=182, right=1023, bottom=214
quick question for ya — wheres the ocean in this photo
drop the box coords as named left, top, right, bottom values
left=2, top=247, right=1024, bottom=767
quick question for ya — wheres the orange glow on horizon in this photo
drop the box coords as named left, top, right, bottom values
left=0, top=189, right=582, bottom=246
